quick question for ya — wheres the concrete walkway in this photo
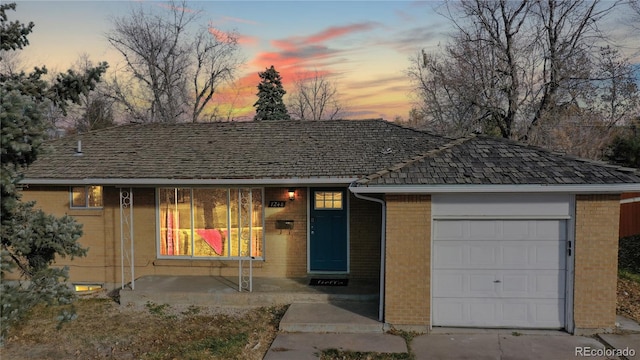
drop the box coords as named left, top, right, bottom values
left=265, top=304, right=640, bottom=360
left=278, top=302, right=382, bottom=333
left=264, top=333, right=407, bottom=360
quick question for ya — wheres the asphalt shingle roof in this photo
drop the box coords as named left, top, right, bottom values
left=22, top=119, right=640, bottom=186
left=23, top=119, right=449, bottom=181
left=356, top=135, right=640, bottom=185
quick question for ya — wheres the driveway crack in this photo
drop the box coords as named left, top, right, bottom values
left=498, top=334, right=504, bottom=359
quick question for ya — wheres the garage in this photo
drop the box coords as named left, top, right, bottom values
left=431, top=194, right=572, bottom=329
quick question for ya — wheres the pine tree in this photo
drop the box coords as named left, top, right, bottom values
left=0, top=3, right=107, bottom=340
left=253, top=65, right=290, bottom=121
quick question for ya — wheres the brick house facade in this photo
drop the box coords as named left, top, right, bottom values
left=16, top=119, right=640, bottom=334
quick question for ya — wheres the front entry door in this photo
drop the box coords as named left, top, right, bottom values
left=309, top=188, right=348, bottom=272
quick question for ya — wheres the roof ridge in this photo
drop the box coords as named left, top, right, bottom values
left=357, top=134, right=477, bottom=184
left=384, top=120, right=455, bottom=140
left=477, top=135, right=640, bottom=175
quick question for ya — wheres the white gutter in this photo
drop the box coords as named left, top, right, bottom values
left=349, top=183, right=386, bottom=323
left=351, top=184, right=640, bottom=194
left=20, top=177, right=359, bottom=186
left=621, top=197, right=640, bottom=204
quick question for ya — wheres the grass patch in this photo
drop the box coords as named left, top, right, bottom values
left=145, top=301, right=174, bottom=318
left=318, top=328, right=420, bottom=359
left=2, top=299, right=286, bottom=360
left=619, top=269, right=640, bottom=284
left=387, top=328, right=420, bottom=343
left=619, top=235, right=640, bottom=274
left=320, top=348, right=413, bottom=360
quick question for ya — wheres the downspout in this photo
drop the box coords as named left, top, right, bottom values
left=349, top=182, right=386, bottom=323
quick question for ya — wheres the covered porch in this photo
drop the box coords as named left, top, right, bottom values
left=119, top=275, right=379, bottom=308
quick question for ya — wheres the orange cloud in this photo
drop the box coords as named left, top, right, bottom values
left=209, top=22, right=384, bottom=120
left=305, top=23, right=378, bottom=44
left=208, top=26, right=258, bottom=46
left=249, top=22, right=378, bottom=78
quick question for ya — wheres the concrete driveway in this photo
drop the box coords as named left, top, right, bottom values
left=265, top=332, right=639, bottom=360
left=264, top=303, right=640, bottom=359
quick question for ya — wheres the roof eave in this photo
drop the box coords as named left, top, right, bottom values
left=20, top=177, right=360, bottom=187
left=349, top=183, right=640, bottom=194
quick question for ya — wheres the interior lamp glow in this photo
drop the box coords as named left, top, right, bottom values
left=288, top=189, right=295, bottom=201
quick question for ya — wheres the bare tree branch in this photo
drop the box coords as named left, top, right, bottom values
left=408, top=0, right=636, bottom=159
left=106, top=0, right=243, bottom=123
left=287, top=70, right=346, bottom=120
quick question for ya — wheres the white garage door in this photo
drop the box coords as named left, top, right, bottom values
left=432, top=219, right=566, bottom=328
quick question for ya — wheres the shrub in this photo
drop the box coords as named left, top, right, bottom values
left=619, top=235, right=640, bottom=274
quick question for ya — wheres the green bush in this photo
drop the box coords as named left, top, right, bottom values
left=619, top=235, right=640, bottom=274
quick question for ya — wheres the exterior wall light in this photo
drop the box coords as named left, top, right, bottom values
left=288, top=189, right=296, bottom=201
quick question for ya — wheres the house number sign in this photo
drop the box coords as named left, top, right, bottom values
left=268, top=201, right=286, bottom=208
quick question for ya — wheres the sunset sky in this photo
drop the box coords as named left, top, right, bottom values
left=11, top=1, right=639, bottom=121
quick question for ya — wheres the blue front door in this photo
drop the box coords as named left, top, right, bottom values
left=309, top=188, right=348, bottom=272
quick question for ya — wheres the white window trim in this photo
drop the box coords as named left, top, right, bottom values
left=69, top=185, right=104, bottom=209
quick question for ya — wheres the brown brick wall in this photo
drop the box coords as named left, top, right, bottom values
left=18, top=186, right=384, bottom=286
left=574, top=194, right=620, bottom=331
left=349, top=194, right=382, bottom=279
left=261, top=187, right=308, bottom=277
left=384, top=195, right=431, bottom=328
left=19, top=186, right=114, bottom=284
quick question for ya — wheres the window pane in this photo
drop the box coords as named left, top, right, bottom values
left=251, top=188, right=263, bottom=258
left=314, top=191, right=343, bottom=209
left=229, top=188, right=239, bottom=257
left=157, top=187, right=265, bottom=259
left=192, top=188, right=228, bottom=257
left=238, top=188, right=252, bottom=257
left=72, top=187, right=86, bottom=207
left=87, top=186, right=103, bottom=207
left=158, top=188, right=191, bottom=256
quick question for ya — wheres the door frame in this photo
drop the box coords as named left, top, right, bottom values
left=306, top=187, right=350, bottom=274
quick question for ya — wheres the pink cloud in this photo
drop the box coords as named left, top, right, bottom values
left=208, top=27, right=257, bottom=46
left=305, top=23, right=378, bottom=44
left=272, top=22, right=378, bottom=52
left=248, top=22, right=378, bottom=82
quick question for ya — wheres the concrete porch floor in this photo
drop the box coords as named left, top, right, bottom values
left=119, top=275, right=380, bottom=308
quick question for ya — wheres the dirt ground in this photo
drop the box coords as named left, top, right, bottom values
left=617, top=276, right=640, bottom=323
left=2, top=295, right=286, bottom=360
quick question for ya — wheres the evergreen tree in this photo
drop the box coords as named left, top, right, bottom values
left=0, top=3, right=107, bottom=340
left=253, top=65, right=290, bottom=121
left=606, top=123, right=640, bottom=168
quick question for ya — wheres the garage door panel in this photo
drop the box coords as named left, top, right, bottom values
left=535, top=245, right=566, bottom=268
left=434, top=241, right=565, bottom=270
left=433, top=219, right=567, bottom=329
left=536, top=220, right=567, bottom=240
left=502, top=220, right=532, bottom=240
left=434, top=270, right=565, bottom=298
left=434, top=219, right=566, bottom=241
left=434, top=221, right=465, bottom=239
left=469, top=245, right=497, bottom=265
left=468, top=220, right=499, bottom=238
left=433, top=298, right=565, bottom=328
